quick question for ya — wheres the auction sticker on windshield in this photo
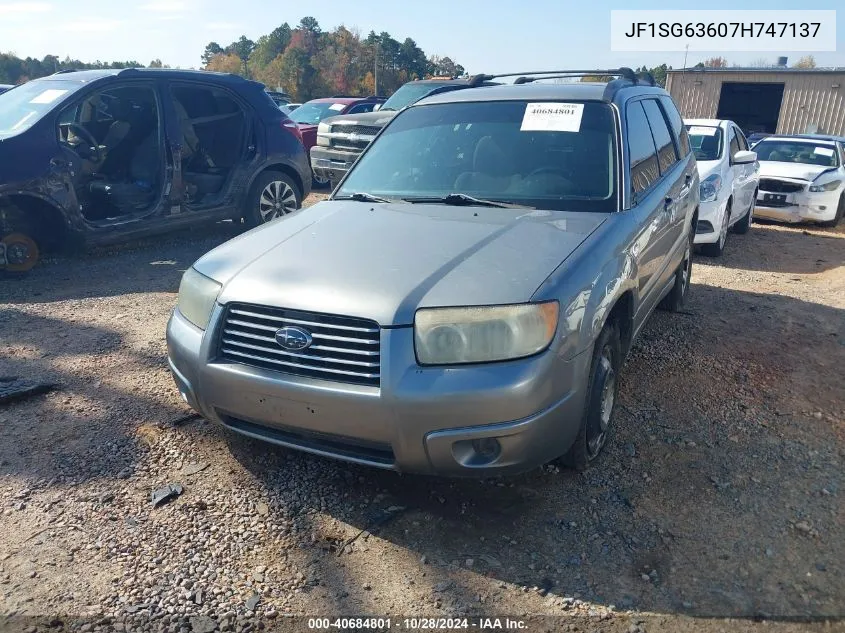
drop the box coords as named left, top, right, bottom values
left=814, top=147, right=834, bottom=156
left=521, top=102, right=584, bottom=132
left=29, top=89, right=68, bottom=104
left=688, top=126, right=718, bottom=136
left=329, top=103, right=346, bottom=111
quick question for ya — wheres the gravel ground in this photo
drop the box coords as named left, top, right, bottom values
left=0, top=197, right=843, bottom=633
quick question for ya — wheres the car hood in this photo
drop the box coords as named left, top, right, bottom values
left=198, top=201, right=607, bottom=326
left=696, top=159, right=723, bottom=181
left=758, top=161, right=837, bottom=182
left=322, top=109, right=397, bottom=128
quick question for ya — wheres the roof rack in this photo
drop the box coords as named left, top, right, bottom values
left=468, top=68, right=641, bottom=87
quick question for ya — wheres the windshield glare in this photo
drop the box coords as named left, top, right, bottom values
left=336, top=100, right=618, bottom=212
left=686, top=125, right=723, bottom=161
left=0, top=80, right=79, bottom=138
left=754, top=140, right=840, bottom=167
left=380, top=83, right=443, bottom=111
left=290, top=101, right=346, bottom=125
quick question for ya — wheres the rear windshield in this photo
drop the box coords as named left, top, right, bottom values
left=685, top=125, right=723, bottom=161
left=753, top=140, right=840, bottom=167
left=290, top=101, right=348, bottom=125
left=336, top=100, right=618, bottom=212
left=0, top=80, right=80, bottom=138
left=380, top=82, right=455, bottom=112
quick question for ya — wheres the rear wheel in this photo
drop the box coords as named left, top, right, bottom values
left=819, top=193, right=844, bottom=228
left=0, top=232, right=40, bottom=274
left=659, top=225, right=693, bottom=312
left=701, top=200, right=730, bottom=257
left=559, top=321, right=621, bottom=471
left=732, top=190, right=755, bottom=235
left=243, top=171, right=301, bottom=228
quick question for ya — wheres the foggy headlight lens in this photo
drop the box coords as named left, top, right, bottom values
left=414, top=302, right=559, bottom=365
left=809, top=179, right=841, bottom=193
left=177, top=267, right=222, bottom=330
left=699, top=174, right=722, bottom=203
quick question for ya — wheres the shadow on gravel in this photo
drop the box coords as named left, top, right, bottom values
left=705, top=221, right=845, bottom=275
left=0, top=221, right=243, bottom=304
left=227, top=283, right=844, bottom=623
left=0, top=309, right=187, bottom=485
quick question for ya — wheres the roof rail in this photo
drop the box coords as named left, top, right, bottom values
left=52, top=69, right=79, bottom=75
left=468, top=67, right=639, bottom=87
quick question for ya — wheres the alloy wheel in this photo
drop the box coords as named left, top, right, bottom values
left=587, top=345, right=616, bottom=458
left=259, top=181, right=297, bottom=222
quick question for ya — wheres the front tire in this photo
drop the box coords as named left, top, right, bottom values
left=732, top=191, right=755, bottom=235
left=243, top=171, right=301, bottom=228
left=819, top=193, right=844, bottom=228
left=701, top=200, right=730, bottom=257
left=559, top=321, right=622, bottom=471
left=659, top=225, right=693, bottom=312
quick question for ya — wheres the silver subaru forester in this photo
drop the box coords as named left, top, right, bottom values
left=166, top=68, right=699, bottom=477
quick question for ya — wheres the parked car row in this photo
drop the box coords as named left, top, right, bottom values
left=165, top=68, right=702, bottom=477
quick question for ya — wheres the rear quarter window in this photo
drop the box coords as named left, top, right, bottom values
left=659, top=95, right=691, bottom=157
left=626, top=102, right=660, bottom=195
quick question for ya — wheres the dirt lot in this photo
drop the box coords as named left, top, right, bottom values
left=0, top=196, right=843, bottom=633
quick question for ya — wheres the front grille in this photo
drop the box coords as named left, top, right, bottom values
left=329, top=124, right=380, bottom=136
left=759, top=178, right=805, bottom=194
left=218, top=304, right=381, bottom=387
left=220, top=414, right=395, bottom=466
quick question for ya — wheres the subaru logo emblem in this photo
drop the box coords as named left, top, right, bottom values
left=275, top=326, right=312, bottom=351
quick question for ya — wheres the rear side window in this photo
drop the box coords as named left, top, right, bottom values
left=626, top=102, right=660, bottom=195
left=659, top=95, right=691, bottom=157
left=642, top=99, right=679, bottom=174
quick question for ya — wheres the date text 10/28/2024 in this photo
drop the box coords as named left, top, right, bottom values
left=307, top=618, right=528, bottom=630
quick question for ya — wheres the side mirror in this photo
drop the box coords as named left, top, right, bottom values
left=373, top=104, right=381, bottom=111
left=733, top=150, right=757, bottom=164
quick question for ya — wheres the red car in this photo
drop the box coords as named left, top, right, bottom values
left=289, top=95, right=385, bottom=186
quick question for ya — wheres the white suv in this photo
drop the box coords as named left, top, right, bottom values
left=684, top=119, right=759, bottom=256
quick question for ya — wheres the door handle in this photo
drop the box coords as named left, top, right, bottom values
left=664, top=196, right=675, bottom=212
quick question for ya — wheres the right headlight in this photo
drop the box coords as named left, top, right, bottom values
left=414, top=302, right=559, bottom=366
left=316, top=121, right=331, bottom=146
left=809, top=179, right=841, bottom=193
left=176, top=267, right=222, bottom=330
left=699, top=173, right=722, bottom=203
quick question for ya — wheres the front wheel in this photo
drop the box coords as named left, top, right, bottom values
left=819, top=193, right=844, bottom=228
left=732, top=190, right=755, bottom=235
left=243, top=171, right=301, bottom=229
left=701, top=201, right=730, bottom=257
left=659, top=226, right=693, bottom=312
left=559, top=320, right=622, bottom=471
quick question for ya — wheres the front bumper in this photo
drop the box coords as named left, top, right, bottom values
left=693, top=197, right=728, bottom=245
left=754, top=186, right=839, bottom=224
left=166, top=305, right=591, bottom=477
left=309, top=146, right=361, bottom=184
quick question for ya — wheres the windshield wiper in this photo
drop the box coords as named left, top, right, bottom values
left=334, top=192, right=398, bottom=204
left=403, top=193, right=534, bottom=209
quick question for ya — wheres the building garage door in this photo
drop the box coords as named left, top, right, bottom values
left=716, top=82, right=785, bottom=135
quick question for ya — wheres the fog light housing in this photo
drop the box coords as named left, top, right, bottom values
left=472, top=438, right=501, bottom=460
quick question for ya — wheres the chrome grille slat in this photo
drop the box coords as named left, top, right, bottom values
left=221, top=338, right=380, bottom=368
left=222, top=348, right=380, bottom=379
left=229, top=308, right=379, bottom=333
left=219, top=303, right=381, bottom=386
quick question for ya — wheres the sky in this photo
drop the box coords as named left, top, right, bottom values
left=0, top=0, right=842, bottom=73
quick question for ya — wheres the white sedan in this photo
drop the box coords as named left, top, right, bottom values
left=684, top=118, right=760, bottom=256
left=752, top=135, right=845, bottom=228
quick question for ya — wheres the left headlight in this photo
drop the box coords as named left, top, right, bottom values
left=414, top=302, right=559, bottom=366
left=809, top=179, right=841, bottom=193
left=177, top=267, right=222, bottom=330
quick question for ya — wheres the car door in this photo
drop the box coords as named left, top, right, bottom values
left=627, top=99, right=676, bottom=328
left=726, top=125, right=749, bottom=215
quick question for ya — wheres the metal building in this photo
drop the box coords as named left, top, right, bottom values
left=665, top=64, right=845, bottom=137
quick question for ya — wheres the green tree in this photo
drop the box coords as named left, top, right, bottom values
left=201, top=42, right=223, bottom=66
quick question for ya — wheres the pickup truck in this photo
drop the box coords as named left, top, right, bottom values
left=310, top=77, right=493, bottom=188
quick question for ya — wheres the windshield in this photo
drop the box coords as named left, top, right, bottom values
left=380, top=83, right=451, bottom=112
left=686, top=125, right=723, bottom=161
left=336, top=100, right=618, bottom=212
left=0, top=80, right=79, bottom=138
left=753, top=140, right=840, bottom=167
left=290, top=101, right=347, bottom=125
